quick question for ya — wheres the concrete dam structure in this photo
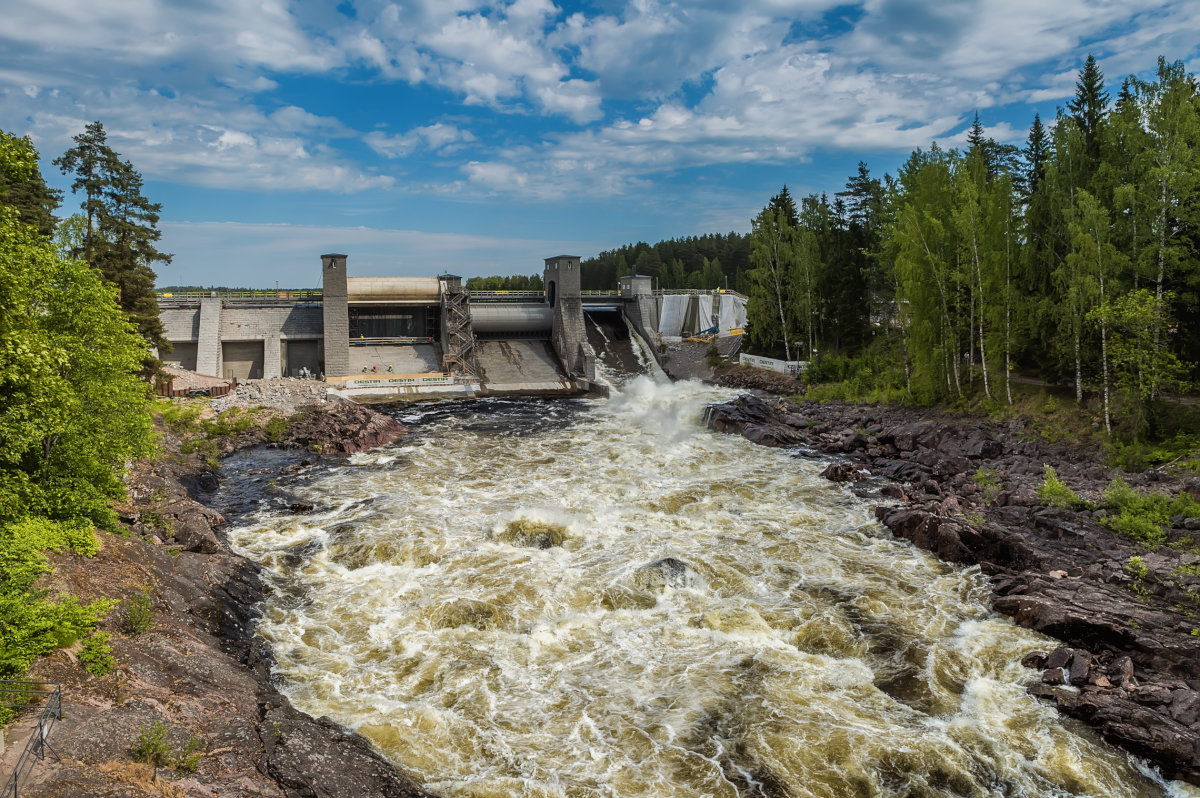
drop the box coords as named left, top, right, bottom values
left=158, top=254, right=747, bottom=399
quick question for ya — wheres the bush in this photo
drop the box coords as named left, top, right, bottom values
left=130, top=720, right=203, bottom=772
left=131, top=721, right=171, bottom=766
left=1035, top=465, right=1086, bottom=510
left=264, top=416, right=289, bottom=443
left=79, top=630, right=115, bottom=676
left=1101, top=478, right=1200, bottom=548
left=973, top=467, right=1002, bottom=503
left=0, top=519, right=115, bottom=679
left=122, top=590, right=154, bottom=635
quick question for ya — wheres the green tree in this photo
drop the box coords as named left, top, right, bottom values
left=747, top=202, right=799, bottom=360
left=1090, top=289, right=1188, bottom=439
left=1068, top=190, right=1127, bottom=434
left=1, top=133, right=154, bottom=528
left=0, top=131, right=60, bottom=237
left=1067, top=54, right=1110, bottom=176
left=55, top=121, right=172, bottom=367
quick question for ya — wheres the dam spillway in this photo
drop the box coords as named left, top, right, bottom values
left=156, top=253, right=747, bottom=399
left=221, top=374, right=1189, bottom=797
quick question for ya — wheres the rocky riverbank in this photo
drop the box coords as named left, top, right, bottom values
left=706, top=393, right=1200, bottom=785
left=12, top=390, right=428, bottom=797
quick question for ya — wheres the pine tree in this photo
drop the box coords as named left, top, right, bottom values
left=54, top=122, right=172, bottom=368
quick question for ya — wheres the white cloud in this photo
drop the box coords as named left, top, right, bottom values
left=365, top=123, right=477, bottom=159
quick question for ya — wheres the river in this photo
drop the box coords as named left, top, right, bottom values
left=225, top=372, right=1196, bottom=797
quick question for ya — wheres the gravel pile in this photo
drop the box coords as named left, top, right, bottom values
left=211, top=378, right=330, bottom=416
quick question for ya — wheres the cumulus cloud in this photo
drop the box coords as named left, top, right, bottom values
left=365, top=123, right=477, bottom=158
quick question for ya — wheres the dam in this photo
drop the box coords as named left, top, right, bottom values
left=157, top=254, right=747, bottom=398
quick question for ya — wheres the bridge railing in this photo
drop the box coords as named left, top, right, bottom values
left=2, top=681, right=63, bottom=798
left=156, top=290, right=324, bottom=302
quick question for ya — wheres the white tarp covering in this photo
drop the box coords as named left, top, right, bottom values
left=658, top=294, right=688, bottom=337
left=718, top=294, right=747, bottom=333
left=695, top=294, right=714, bottom=333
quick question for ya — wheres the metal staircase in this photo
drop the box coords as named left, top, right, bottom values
left=439, top=277, right=477, bottom=377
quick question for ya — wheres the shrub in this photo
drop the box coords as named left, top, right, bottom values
left=1101, top=478, right=1200, bottom=548
left=131, top=721, right=171, bottom=766
left=0, top=518, right=115, bottom=679
left=973, top=467, right=1002, bottom=503
left=264, top=416, right=289, bottom=443
left=1035, top=465, right=1085, bottom=509
left=174, top=736, right=204, bottom=772
left=130, top=720, right=203, bottom=772
left=79, top=630, right=115, bottom=676
left=122, top=590, right=154, bottom=635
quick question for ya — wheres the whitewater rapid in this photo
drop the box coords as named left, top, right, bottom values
left=227, top=377, right=1196, bottom=797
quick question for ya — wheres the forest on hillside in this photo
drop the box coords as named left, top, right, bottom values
left=578, top=55, right=1200, bottom=443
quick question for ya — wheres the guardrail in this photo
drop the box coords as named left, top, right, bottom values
left=2, top=681, right=63, bottom=798
left=156, top=290, right=323, bottom=301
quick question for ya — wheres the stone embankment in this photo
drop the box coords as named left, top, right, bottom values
left=707, top=393, right=1200, bottom=786
left=16, top=384, right=428, bottom=797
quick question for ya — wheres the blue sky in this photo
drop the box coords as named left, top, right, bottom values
left=2, top=0, right=1197, bottom=288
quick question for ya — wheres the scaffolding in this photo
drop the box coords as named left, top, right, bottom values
left=439, top=276, right=476, bottom=377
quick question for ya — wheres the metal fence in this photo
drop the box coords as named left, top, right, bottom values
left=1, top=681, right=63, bottom=798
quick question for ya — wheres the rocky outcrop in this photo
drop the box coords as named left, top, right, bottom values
left=707, top=394, right=1200, bottom=785
left=18, top=397, right=431, bottom=797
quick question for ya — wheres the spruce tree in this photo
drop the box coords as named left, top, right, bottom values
left=1066, top=54, right=1110, bottom=175
left=55, top=121, right=171, bottom=368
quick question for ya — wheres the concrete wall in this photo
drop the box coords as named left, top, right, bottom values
left=162, top=299, right=324, bottom=379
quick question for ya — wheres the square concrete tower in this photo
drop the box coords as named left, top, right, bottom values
left=321, top=253, right=349, bottom=378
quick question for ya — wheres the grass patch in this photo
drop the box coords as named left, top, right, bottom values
left=1035, top=465, right=1089, bottom=510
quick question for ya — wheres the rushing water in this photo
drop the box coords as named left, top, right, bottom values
left=227, top=374, right=1196, bottom=798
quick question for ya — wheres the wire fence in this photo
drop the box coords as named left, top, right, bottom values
left=1, top=681, right=63, bottom=798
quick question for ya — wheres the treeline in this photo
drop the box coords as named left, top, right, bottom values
left=465, top=273, right=544, bottom=291
left=580, top=233, right=751, bottom=291
left=741, top=55, right=1199, bottom=440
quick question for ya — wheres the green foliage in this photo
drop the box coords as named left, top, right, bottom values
left=54, top=121, right=171, bottom=369
left=122, top=590, right=155, bottom=635
left=1035, top=465, right=1087, bottom=509
left=175, top=736, right=204, bottom=772
left=78, top=630, right=115, bottom=676
left=973, top=467, right=1003, bottom=503
left=0, top=518, right=116, bottom=678
left=131, top=721, right=171, bottom=766
left=1101, top=478, right=1200, bottom=547
left=130, top=720, right=204, bottom=772
left=1, top=134, right=155, bottom=529
left=1125, top=555, right=1148, bottom=580
left=264, top=415, right=289, bottom=443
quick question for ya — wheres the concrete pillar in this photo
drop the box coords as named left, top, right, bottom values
left=196, top=296, right=222, bottom=377
left=544, top=255, right=595, bottom=381
left=321, top=254, right=349, bottom=378
left=264, top=333, right=282, bottom=378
